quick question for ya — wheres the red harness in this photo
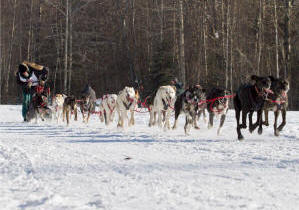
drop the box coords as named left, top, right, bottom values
left=268, top=91, right=287, bottom=105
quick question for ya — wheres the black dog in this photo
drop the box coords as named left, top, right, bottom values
left=262, top=76, right=289, bottom=136
left=63, top=96, right=78, bottom=125
left=26, top=84, right=52, bottom=122
left=27, top=94, right=52, bottom=122
left=79, top=85, right=97, bottom=123
left=206, top=88, right=231, bottom=135
left=172, top=85, right=206, bottom=134
left=234, top=75, right=272, bottom=140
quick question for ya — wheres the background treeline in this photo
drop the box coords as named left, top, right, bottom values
left=0, top=0, right=298, bottom=109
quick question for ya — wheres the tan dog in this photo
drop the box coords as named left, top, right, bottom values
left=52, top=93, right=66, bottom=122
left=63, top=96, right=78, bottom=125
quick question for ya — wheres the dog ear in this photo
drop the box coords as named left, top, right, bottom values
left=201, top=88, right=206, bottom=93
left=251, top=75, right=259, bottom=81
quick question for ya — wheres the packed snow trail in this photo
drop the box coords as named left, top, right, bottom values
left=0, top=105, right=298, bottom=209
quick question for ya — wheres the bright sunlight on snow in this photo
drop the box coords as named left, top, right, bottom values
left=0, top=105, right=298, bottom=209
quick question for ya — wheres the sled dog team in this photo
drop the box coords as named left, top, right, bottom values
left=48, top=75, right=289, bottom=140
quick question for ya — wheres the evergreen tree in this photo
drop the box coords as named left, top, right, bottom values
left=144, top=41, right=177, bottom=97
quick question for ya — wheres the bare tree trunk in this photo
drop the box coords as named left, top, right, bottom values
left=147, top=0, right=151, bottom=72
left=203, top=0, right=208, bottom=83
left=283, top=0, right=292, bottom=78
left=257, top=0, right=264, bottom=75
left=160, top=0, right=164, bottom=42
left=59, top=17, right=64, bottom=92
left=64, top=0, right=69, bottom=93
left=173, top=0, right=177, bottom=64
left=0, top=0, right=2, bottom=103
left=53, top=8, right=61, bottom=95
left=178, top=0, right=185, bottom=86
left=5, top=0, right=17, bottom=96
left=221, top=0, right=226, bottom=86
left=35, top=0, right=42, bottom=62
left=273, top=0, right=279, bottom=77
left=27, top=0, right=34, bottom=61
left=196, top=1, right=201, bottom=84
left=230, top=0, right=236, bottom=94
left=225, top=0, right=230, bottom=89
left=68, top=4, right=72, bottom=95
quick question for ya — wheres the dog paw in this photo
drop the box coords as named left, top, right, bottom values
left=277, top=125, right=285, bottom=131
left=194, top=126, right=200, bottom=130
left=217, top=128, right=221, bottom=135
left=240, top=124, right=247, bottom=129
left=274, top=130, right=280, bottom=136
left=262, top=121, right=269, bottom=126
left=208, top=124, right=212, bottom=129
left=238, top=135, right=244, bottom=140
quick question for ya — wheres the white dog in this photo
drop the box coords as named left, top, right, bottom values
left=95, top=98, right=105, bottom=122
left=98, top=94, right=118, bottom=125
left=52, top=93, right=67, bottom=122
left=116, top=87, right=138, bottom=128
left=149, top=85, right=176, bottom=130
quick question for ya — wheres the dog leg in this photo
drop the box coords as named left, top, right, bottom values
left=164, top=110, right=171, bottom=130
left=193, top=114, right=200, bottom=129
left=110, top=110, right=115, bottom=124
left=149, top=110, right=153, bottom=127
left=117, top=110, right=122, bottom=128
left=203, top=109, right=207, bottom=123
left=106, top=110, right=111, bottom=125
left=277, top=109, right=286, bottom=132
left=217, top=114, right=226, bottom=135
left=63, top=107, right=66, bottom=122
left=184, top=115, right=192, bottom=135
left=100, top=111, right=104, bottom=123
left=35, top=110, right=38, bottom=124
left=273, top=110, right=280, bottom=136
left=104, top=110, right=108, bottom=125
left=158, top=110, right=163, bottom=128
left=122, top=110, right=127, bottom=127
left=129, top=110, right=135, bottom=126
left=234, top=96, right=244, bottom=140
left=263, top=110, right=269, bottom=126
left=82, top=110, right=86, bottom=123
left=172, top=108, right=180, bottom=129
left=86, top=112, right=91, bottom=124
left=66, top=109, right=70, bottom=125
left=257, top=109, right=263, bottom=135
left=236, top=109, right=243, bottom=140
left=208, top=112, right=214, bottom=129
left=153, top=112, right=157, bottom=126
left=74, top=107, right=78, bottom=121
left=240, top=111, right=247, bottom=129
left=249, top=111, right=255, bottom=133
left=162, top=111, right=166, bottom=123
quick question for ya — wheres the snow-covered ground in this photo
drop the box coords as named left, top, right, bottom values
left=0, top=105, right=298, bottom=210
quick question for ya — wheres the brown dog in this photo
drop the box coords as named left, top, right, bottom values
left=79, top=85, right=96, bottom=123
left=262, top=77, right=289, bottom=136
left=63, top=96, right=78, bottom=125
